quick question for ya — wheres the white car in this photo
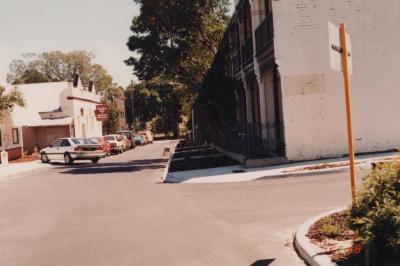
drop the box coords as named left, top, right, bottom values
left=40, top=138, right=104, bottom=164
left=105, top=134, right=125, bottom=154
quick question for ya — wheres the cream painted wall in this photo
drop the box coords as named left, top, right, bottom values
left=0, top=113, right=23, bottom=151
left=272, top=0, right=400, bottom=160
left=68, top=82, right=103, bottom=138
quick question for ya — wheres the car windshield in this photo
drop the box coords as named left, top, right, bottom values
left=105, top=136, right=115, bottom=141
left=71, top=138, right=97, bottom=145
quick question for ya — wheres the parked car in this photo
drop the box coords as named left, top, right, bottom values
left=139, top=130, right=153, bottom=144
left=105, top=134, right=124, bottom=154
left=121, top=135, right=133, bottom=150
left=118, top=130, right=136, bottom=149
left=90, top=137, right=111, bottom=156
left=134, top=134, right=146, bottom=146
left=40, top=138, right=104, bottom=164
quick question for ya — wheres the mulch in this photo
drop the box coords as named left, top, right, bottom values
left=10, top=154, right=40, bottom=164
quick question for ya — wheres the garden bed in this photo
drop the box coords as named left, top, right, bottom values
left=10, top=154, right=40, bottom=164
left=306, top=157, right=400, bottom=266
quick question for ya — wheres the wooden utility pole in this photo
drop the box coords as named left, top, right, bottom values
left=340, top=23, right=356, bottom=203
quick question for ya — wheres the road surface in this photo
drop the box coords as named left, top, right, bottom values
left=0, top=141, right=362, bottom=266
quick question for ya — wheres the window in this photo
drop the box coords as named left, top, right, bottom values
left=12, top=128, right=19, bottom=144
left=71, top=138, right=96, bottom=145
left=61, top=139, right=71, bottom=147
left=80, top=108, right=84, bottom=116
left=0, top=129, right=2, bottom=147
left=52, top=139, right=64, bottom=147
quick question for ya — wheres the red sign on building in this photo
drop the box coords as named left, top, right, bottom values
left=95, top=104, right=109, bottom=121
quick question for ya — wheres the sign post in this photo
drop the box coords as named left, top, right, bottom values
left=330, top=22, right=356, bottom=203
left=95, top=104, right=109, bottom=122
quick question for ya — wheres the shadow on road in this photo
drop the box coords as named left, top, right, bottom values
left=250, top=259, right=275, bottom=266
left=53, top=158, right=169, bottom=175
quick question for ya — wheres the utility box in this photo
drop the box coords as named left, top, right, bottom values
left=1, top=150, right=9, bottom=166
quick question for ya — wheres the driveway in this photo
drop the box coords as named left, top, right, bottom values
left=0, top=140, right=361, bottom=266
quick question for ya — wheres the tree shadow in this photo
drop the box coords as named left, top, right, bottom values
left=250, top=259, right=275, bottom=266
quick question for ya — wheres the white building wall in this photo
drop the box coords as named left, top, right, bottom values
left=272, top=0, right=400, bottom=160
left=0, top=113, right=23, bottom=151
left=69, top=83, right=103, bottom=138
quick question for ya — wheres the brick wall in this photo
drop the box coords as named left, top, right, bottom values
left=273, top=0, right=400, bottom=160
left=0, top=147, right=22, bottom=163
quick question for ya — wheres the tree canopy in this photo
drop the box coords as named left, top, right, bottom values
left=7, top=51, right=113, bottom=92
left=0, top=86, right=25, bottom=117
left=126, top=0, right=230, bottom=115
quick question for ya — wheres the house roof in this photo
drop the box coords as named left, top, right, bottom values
left=10, top=81, right=73, bottom=127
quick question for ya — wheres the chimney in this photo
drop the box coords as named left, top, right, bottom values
left=73, top=73, right=79, bottom=88
left=88, top=81, right=94, bottom=92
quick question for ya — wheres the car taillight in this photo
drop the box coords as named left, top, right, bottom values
left=110, top=143, right=116, bottom=147
left=75, top=146, right=84, bottom=151
left=97, top=146, right=102, bottom=150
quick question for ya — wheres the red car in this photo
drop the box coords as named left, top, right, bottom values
left=90, top=137, right=111, bottom=156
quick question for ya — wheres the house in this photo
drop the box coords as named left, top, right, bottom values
left=0, top=112, right=23, bottom=162
left=199, top=0, right=400, bottom=166
left=11, top=74, right=103, bottom=153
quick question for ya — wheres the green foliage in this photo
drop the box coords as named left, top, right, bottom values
left=7, top=51, right=113, bottom=92
left=125, top=78, right=181, bottom=135
left=318, top=215, right=347, bottom=238
left=101, top=85, right=124, bottom=134
left=348, top=161, right=400, bottom=259
left=126, top=0, right=230, bottom=116
left=102, top=101, right=120, bottom=134
left=0, top=85, right=25, bottom=116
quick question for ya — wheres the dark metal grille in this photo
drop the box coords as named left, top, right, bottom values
left=255, top=14, right=274, bottom=53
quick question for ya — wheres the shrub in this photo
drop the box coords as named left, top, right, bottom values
left=348, top=160, right=400, bottom=260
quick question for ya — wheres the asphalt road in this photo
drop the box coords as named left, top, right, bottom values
left=0, top=141, right=365, bottom=266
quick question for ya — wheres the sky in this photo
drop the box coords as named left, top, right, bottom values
left=0, top=0, right=235, bottom=87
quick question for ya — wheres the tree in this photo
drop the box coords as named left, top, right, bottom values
left=0, top=86, right=25, bottom=117
left=125, top=0, right=229, bottom=116
left=102, top=84, right=124, bottom=134
left=125, top=81, right=162, bottom=128
left=102, top=101, right=121, bottom=134
left=124, top=78, right=181, bottom=136
left=7, top=51, right=113, bottom=92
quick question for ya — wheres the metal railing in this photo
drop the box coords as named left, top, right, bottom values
left=214, top=122, right=284, bottom=160
left=255, top=14, right=274, bottom=53
left=243, top=37, right=254, bottom=65
left=232, top=50, right=242, bottom=72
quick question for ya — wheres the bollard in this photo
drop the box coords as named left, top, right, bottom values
left=163, top=146, right=171, bottom=156
left=1, top=150, right=9, bottom=166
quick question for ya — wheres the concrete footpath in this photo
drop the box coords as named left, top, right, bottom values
left=165, top=151, right=397, bottom=183
left=0, top=161, right=49, bottom=180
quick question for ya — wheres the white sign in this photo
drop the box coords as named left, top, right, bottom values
left=329, top=22, right=353, bottom=74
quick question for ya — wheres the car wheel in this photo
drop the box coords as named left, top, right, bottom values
left=64, top=153, right=73, bottom=165
left=91, top=158, right=100, bottom=164
left=41, top=152, right=50, bottom=163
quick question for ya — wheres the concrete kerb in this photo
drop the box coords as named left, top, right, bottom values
left=295, top=207, right=347, bottom=266
left=161, top=140, right=179, bottom=182
left=0, top=161, right=50, bottom=180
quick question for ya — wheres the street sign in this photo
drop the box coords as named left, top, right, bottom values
left=329, top=22, right=353, bottom=74
left=95, top=104, right=109, bottom=121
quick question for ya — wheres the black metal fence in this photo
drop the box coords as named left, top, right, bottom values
left=255, top=14, right=274, bottom=53
left=213, top=123, right=284, bottom=160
